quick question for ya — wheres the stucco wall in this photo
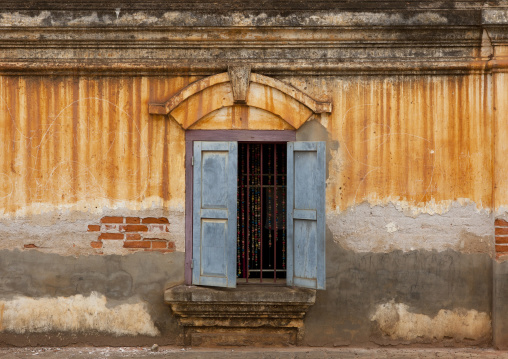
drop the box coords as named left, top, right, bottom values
left=0, top=2, right=507, bottom=347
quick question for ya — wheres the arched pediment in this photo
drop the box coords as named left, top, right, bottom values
left=148, top=69, right=332, bottom=130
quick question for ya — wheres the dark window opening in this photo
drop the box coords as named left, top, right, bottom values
left=237, top=143, right=287, bottom=283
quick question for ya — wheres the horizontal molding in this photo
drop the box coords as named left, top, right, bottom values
left=0, top=2, right=489, bottom=12
left=0, top=59, right=505, bottom=76
left=0, top=9, right=485, bottom=27
left=0, top=20, right=506, bottom=75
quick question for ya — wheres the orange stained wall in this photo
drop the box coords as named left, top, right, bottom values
left=284, top=75, right=493, bottom=212
left=0, top=74, right=497, bottom=216
left=0, top=76, right=199, bottom=215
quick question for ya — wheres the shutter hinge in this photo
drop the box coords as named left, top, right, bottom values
left=191, top=156, right=194, bottom=166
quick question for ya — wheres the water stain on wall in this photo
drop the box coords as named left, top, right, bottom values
left=371, top=300, right=491, bottom=342
left=0, top=292, right=159, bottom=336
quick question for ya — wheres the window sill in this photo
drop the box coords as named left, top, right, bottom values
left=164, top=284, right=316, bottom=346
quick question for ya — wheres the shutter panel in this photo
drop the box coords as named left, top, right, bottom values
left=287, top=141, right=326, bottom=290
left=192, top=141, right=238, bottom=288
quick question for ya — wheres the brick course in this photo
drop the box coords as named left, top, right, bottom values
left=89, top=216, right=174, bottom=253
left=495, top=218, right=508, bottom=258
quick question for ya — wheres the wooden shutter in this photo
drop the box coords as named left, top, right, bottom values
left=192, top=141, right=238, bottom=288
left=286, top=141, right=326, bottom=290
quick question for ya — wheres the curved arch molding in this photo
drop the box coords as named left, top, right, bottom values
left=148, top=72, right=332, bottom=130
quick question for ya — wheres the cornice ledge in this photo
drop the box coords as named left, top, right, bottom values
left=0, top=59, right=501, bottom=75
left=0, top=9, right=484, bottom=28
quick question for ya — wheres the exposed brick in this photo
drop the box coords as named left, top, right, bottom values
left=151, top=241, right=168, bottom=249
left=165, top=226, right=170, bottom=232
left=496, top=227, right=508, bottom=235
left=496, top=236, right=508, bottom=244
left=142, top=217, right=169, bottom=224
left=120, top=225, right=148, bottom=232
left=167, top=241, right=176, bottom=249
left=87, top=225, right=100, bottom=232
left=24, top=244, right=38, bottom=249
left=90, top=241, right=103, bottom=249
left=126, top=217, right=140, bottom=224
left=496, top=245, right=508, bottom=253
left=101, top=216, right=124, bottom=224
left=124, top=241, right=151, bottom=249
left=496, top=219, right=508, bottom=227
left=126, top=233, right=141, bottom=241
left=99, top=233, right=124, bottom=240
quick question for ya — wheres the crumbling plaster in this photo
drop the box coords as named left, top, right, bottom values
left=328, top=202, right=493, bottom=254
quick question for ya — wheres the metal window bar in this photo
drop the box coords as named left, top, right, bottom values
left=237, top=143, right=286, bottom=283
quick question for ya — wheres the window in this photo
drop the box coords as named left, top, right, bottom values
left=237, top=143, right=287, bottom=283
left=186, top=131, right=326, bottom=290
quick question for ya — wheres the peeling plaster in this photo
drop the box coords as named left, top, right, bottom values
left=328, top=202, right=493, bottom=254
left=0, top=203, right=185, bottom=255
left=0, top=11, right=51, bottom=27
left=0, top=292, right=159, bottom=336
left=371, top=301, right=491, bottom=342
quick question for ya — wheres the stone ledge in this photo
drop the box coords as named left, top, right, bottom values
left=164, top=284, right=316, bottom=346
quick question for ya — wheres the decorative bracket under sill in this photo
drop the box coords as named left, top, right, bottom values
left=164, top=284, right=316, bottom=346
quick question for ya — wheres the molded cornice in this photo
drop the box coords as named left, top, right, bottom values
left=0, top=7, right=506, bottom=74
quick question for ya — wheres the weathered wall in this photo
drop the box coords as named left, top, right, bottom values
left=0, top=2, right=506, bottom=343
left=0, top=74, right=492, bottom=213
left=0, top=70, right=499, bottom=345
left=303, top=234, right=492, bottom=346
left=0, top=250, right=184, bottom=346
left=291, top=74, right=495, bottom=346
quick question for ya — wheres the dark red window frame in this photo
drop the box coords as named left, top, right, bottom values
left=184, top=130, right=296, bottom=285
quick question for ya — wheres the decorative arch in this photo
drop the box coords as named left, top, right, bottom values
left=148, top=68, right=332, bottom=130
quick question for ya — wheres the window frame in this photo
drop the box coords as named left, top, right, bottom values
left=184, top=130, right=297, bottom=285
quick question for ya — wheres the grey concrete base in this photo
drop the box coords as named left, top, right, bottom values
left=302, top=234, right=493, bottom=347
left=0, top=250, right=185, bottom=346
left=494, top=260, right=508, bottom=349
left=0, top=239, right=496, bottom=348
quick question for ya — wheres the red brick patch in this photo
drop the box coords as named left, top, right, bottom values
left=120, top=224, right=148, bottom=232
left=496, top=236, right=508, bottom=244
left=142, top=217, right=169, bottom=224
left=496, top=245, right=508, bottom=253
left=126, top=233, right=141, bottom=241
left=101, top=216, right=124, bottom=224
left=124, top=241, right=151, bottom=249
left=90, top=216, right=172, bottom=253
left=150, top=241, right=168, bottom=249
left=496, top=227, right=508, bottom=235
left=99, top=233, right=124, bottom=240
left=495, top=219, right=508, bottom=227
left=24, top=244, right=38, bottom=249
left=87, top=225, right=100, bottom=232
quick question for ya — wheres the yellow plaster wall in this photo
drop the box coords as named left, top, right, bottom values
left=284, top=75, right=493, bottom=213
left=0, top=73, right=498, bottom=216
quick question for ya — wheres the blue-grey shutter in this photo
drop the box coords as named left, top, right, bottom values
left=192, top=141, right=237, bottom=288
left=286, top=141, right=326, bottom=290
